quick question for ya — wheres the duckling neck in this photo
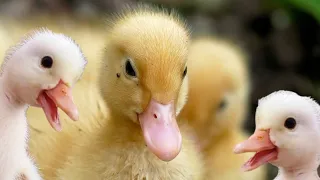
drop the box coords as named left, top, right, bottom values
left=0, top=76, right=27, bottom=110
left=276, top=161, right=320, bottom=180
left=0, top=76, right=28, bottom=148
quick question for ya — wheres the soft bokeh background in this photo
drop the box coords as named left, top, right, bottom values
left=1, top=0, right=319, bottom=179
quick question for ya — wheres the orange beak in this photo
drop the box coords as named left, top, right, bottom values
left=233, top=129, right=278, bottom=171
left=37, top=80, right=78, bottom=131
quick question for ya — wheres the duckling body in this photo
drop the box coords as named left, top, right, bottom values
left=56, top=5, right=203, bottom=180
left=179, top=37, right=266, bottom=180
left=57, top=117, right=202, bottom=179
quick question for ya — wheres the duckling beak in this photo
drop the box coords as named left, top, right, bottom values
left=233, top=129, right=278, bottom=171
left=139, top=99, right=182, bottom=162
left=37, top=80, right=78, bottom=131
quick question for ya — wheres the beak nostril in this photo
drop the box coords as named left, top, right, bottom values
left=61, top=88, right=67, bottom=95
left=257, top=136, right=263, bottom=140
left=153, top=114, right=158, bottom=119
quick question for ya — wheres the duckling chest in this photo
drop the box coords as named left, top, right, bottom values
left=95, top=144, right=196, bottom=180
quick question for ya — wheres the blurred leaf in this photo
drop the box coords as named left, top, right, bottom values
left=279, top=0, right=320, bottom=22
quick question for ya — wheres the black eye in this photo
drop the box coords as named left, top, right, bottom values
left=125, top=60, right=136, bottom=77
left=183, top=67, right=187, bottom=78
left=284, top=117, right=296, bottom=129
left=218, top=99, right=227, bottom=110
left=41, top=56, right=53, bottom=68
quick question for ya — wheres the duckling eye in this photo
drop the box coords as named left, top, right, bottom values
left=284, top=117, right=296, bottom=130
left=218, top=99, right=227, bottom=110
left=125, top=60, right=136, bottom=77
left=41, top=56, right=53, bottom=68
left=182, top=67, right=187, bottom=78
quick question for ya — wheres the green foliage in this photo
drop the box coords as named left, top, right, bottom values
left=279, top=0, right=320, bottom=22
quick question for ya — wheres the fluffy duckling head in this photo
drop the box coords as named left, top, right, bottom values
left=234, top=90, right=320, bottom=171
left=179, top=37, right=249, bottom=151
left=1, top=28, right=87, bottom=131
left=99, top=5, right=189, bottom=161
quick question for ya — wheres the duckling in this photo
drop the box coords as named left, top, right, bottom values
left=0, top=29, right=86, bottom=180
left=0, top=18, right=108, bottom=178
left=26, top=22, right=109, bottom=179
left=234, top=90, right=320, bottom=180
left=55, top=5, right=204, bottom=180
left=178, top=37, right=266, bottom=180
left=0, top=16, right=109, bottom=179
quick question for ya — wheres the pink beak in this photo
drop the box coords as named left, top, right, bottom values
left=37, top=80, right=78, bottom=131
left=139, top=99, right=182, bottom=161
left=233, top=129, right=278, bottom=171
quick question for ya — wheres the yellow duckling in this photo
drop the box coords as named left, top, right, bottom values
left=54, top=5, right=203, bottom=180
left=179, top=36, right=267, bottom=180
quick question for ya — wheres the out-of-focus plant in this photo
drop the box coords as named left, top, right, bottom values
left=278, top=0, right=320, bottom=22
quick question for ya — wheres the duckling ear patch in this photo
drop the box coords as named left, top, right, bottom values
left=116, top=73, right=121, bottom=78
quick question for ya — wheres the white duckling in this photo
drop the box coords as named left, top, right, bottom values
left=234, top=90, right=320, bottom=180
left=0, top=28, right=86, bottom=179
